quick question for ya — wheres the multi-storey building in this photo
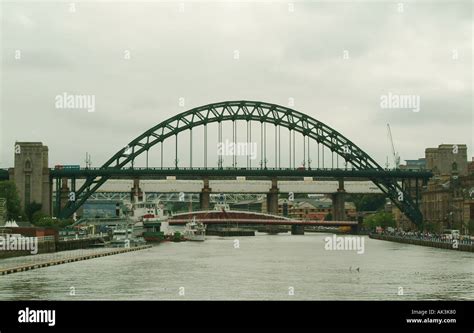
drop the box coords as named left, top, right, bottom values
left=394, top=144, right=473, bottom=233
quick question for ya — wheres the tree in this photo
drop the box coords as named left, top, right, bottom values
left=32, top=211, right=49, bottom=224
left=25, top=201, right=42, bottom=222
left=363, top=211, right=396, bottom=230
left=423, top=222, right=438, bottom=233
left=347, top=194, right=387, bottom=212
left=35, top=216, right=73, bottom=230
left=0, top=180, right=23, bottom=220
left=35, top=216, right=55, bottom=228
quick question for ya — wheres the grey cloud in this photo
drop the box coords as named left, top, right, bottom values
left=0, top=1, right=472, bottom=168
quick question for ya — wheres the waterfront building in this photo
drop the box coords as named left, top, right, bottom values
left=468, top=157, right=474, bottom=175
left=425, top=144, right=468, bottom=177
left=393, top=144, right=473, bottom=233
left=274, top=197, right=356, bottom=220
left=421, top=172, right=474, bottom=234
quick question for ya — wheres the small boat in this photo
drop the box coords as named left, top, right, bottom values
left=183, top=217, right=206, bottom=242
left=126, top=195, right=172, bottom=243
left=111, top=227, right=146, bottom=247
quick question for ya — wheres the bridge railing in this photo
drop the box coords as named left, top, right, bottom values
left=50, top=166, right=429, bottom=172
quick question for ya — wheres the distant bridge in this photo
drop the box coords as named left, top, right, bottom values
left=47, top=100, right=431, bottom=226
left=57, top=179, right=384, bottom=195
left=169, top=218, right=357, bottom=227
left=168, top=209, right=358, bottom=234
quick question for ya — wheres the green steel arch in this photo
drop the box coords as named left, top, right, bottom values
left=60, top=100, right=423, bottom=225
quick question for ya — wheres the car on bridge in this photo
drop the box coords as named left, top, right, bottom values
left=54, top=164, right=81, bottom=170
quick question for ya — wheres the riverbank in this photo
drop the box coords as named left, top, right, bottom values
left=0, top=235, right=111, bottom=260
left=369, top=233, right=474, bottom=252
left=0, top=245, right=152, bottom=276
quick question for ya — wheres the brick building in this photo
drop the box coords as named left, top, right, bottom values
left=276, top=197, right=357, bottom=220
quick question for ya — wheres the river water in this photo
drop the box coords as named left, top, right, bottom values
left=0, top=233, right=472, bottom=300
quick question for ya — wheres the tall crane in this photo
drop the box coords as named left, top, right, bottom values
left=387, top=124, right=400, bottom=169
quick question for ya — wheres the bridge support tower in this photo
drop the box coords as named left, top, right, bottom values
left=130, top=178, right=143, bottom=202
left=12, top=142, right=51, bottom=216
left=350, top=216, right=362, bottom=234
left=59, top=178, right=70, bottom=210
left=266, top=178, right=279, bottom=215
left=332, top=178, right=346, bottom=221
left=55, top=177, right=81, bottom=218
left=200, top=177, right=211, bottom=210
left=291, top=225, right=305, bottom=235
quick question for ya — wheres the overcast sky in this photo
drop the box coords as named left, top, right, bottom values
left=1, top=1, right=472, bottom=169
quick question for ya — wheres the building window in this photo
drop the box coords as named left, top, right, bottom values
left=25, top=174, right=31, bottom=206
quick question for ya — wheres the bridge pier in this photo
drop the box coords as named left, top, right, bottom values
left=200, top=177, right=211, bottom=210
left=57, top=177, right=84, bottom=219
left=331, top=178, right=346, bottom=221
left=59, top=178, right=70, bottom=210
left=266, top=178, right=279, bottom=215
left=350, top=218, right=361, bottom=234
left=291, top=225, right=305, bottom=235
left=130, top=178, right=143, bottom=202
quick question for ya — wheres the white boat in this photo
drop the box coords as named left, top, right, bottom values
left=183, top=217, right=206, bottom=241
left=125, top=194, right=174, bottom=238
left=111, top=226, right=146, bottom=247
left=111, top=227, right=132, bottom=247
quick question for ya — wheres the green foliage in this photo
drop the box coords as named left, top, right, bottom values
left=25, top=201, right=42, bottom=222
left=0, top=180, right=23, bottom=220
left=34, top=216, right=56, bottom=227
left=34, top=216, right=73, bottom=230
left=32, top=211, right=49, bottom=224
left=422, top=222, right=438, bottom=233
left=347, top=194, right=387, bottom=212
left=173, top=231, right=182, bottom=242
left=363, top=211, right=396, bottom=230
left=325, top=213, right=333, bottom=221
left=469, top=219, right=474, bottom=235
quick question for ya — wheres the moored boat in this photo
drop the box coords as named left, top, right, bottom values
left=126, top=196, right=172, bottom=243
left=110, top=227, right=146, bottom=247
left=183, top=217, right=206, bottom=242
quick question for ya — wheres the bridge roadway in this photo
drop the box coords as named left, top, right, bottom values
left=168, top=210, right=358, bottom=227
left=72, top=216, right=357, bottom=227
left=56, top=179, right=383, bottom=194
left=50, top=166, right=430, bottom=180
left=168, top=219, right=357, bottom=226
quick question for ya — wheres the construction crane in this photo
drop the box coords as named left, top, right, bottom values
left=387, top=124, right=400, bottom=169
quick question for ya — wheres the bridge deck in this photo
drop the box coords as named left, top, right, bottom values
left=49, top=166, right=432, bottom=180
left=168, top=219, right=357, bottom=226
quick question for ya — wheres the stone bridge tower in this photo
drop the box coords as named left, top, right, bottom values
left=10, top=142, right=51, bottom=216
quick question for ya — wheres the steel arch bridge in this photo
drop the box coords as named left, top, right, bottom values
left=56, top=100, right=431, bottom=225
